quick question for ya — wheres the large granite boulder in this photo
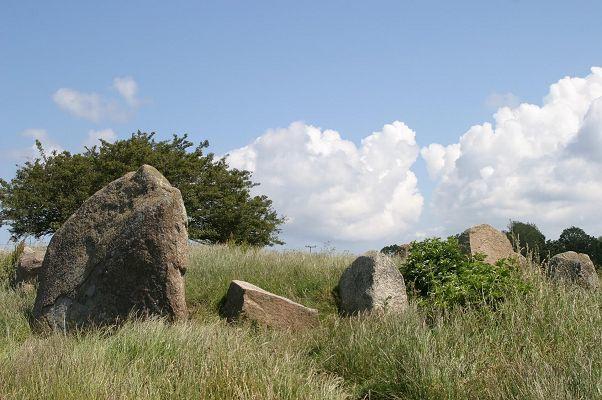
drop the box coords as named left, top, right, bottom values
left=338, top=251, right=408, bottom=315
left=458, top=224, right=518, bottom=265
left=220, top=280, right=319, bottom=330
left=546, top=251, right=599, bottom=290
left=32, top=165, right=188, bottom=333
left=13, top=245, right=46, bottom=287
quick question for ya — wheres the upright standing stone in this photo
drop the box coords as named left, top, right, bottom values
left=32, top=165, right=188, bottom=333
left=220, top=280, right=319, bottom=330
left=458, top=224, right=518, bottom=265
left=547, top=251, right=599, bottom=290
left=338, top=251, right=408, bottom=315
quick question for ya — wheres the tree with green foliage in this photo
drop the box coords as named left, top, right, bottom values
left=400, top=237, right=530, bottom=311
left=0, top=132, right=285, bottom=246
left=380, top=244, right=402, bottom=256
left=505, top=220, right=546, bottom=261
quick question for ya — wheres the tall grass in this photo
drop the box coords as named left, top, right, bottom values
left=185, top=245, right=354, bottom=318
left=0, top=245, right=599, bottom=399
left=311, top=276, right=602, bottom=399
left=0, top=241, right=23, bottom=287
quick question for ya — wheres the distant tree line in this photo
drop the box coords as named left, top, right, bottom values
left=505, top=221, right=602, bottom=268
left=0, top=132, right=284, bottom=247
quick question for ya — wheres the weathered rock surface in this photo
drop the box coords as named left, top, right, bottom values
left=14, top=246, right=46, bottom=286
left=220, top=280, right=319, bottom=330
left=338, top=251, right=408, bottom=315
left=547, top=251, right=599, bottom=289
left=458, top=224, right=518, bottom=265
left=32, top=165, right=188, bottom=333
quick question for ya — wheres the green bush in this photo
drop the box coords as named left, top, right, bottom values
left=400, top=237, right=530, bottom=311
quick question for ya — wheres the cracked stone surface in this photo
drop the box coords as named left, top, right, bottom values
left=32, top=165, right=188, bottom=333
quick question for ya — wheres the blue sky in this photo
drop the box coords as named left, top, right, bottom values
left=2, top=1, right=602, bottom=250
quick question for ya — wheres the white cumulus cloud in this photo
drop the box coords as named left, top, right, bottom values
left=227, top=121, right=423, bottom=243
left=485, top=92, right=521, bottom=109
left=22, top=129, right=63, bottom=154
left=53, top=89, right=107, bottom=122
left=113, top=76, right=139, bottom=106
left=53, top=77, right=140, bottom=123
left=9, top=129, right=63, bottom=160
left=422, top=67, right=602, bottom=237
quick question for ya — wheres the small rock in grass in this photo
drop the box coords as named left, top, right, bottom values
left=13, top=246, right=46, bottom=287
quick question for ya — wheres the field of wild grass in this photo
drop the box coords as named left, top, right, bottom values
left=0, top=245, right=600, bottom=399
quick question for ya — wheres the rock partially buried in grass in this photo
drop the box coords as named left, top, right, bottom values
left=547, top=251, right=599, bottom=290
left=32, top=165, right=189, bottom=333
left=458, top=224, right=520, bottom=265
left=220, top=280, right=319, bottom=330
left=338, top=251, right=408, bottom=315
left=13, top=245, right=46, bottom=287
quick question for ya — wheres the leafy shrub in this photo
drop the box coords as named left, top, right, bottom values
left=400, top=237, right=530, bottom=311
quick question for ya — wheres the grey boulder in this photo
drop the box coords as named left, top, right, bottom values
left=547, top=251, right=599, bottom=290
left=338, top=251, right=408, bottom=315
left=32, top=165, right=189, bottom=333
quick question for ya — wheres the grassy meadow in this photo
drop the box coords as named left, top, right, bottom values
left=0, top=245, right=600, bottom=399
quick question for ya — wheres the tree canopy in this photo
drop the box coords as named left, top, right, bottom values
left=505, top=220, right=547, bottom=261
left=505, top=222, right=602, bottom=268
left=0, top=132, right=284, bottom=246
left=380, top=244, right=403, bottom=256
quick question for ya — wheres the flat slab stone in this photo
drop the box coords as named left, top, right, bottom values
left=220, top=280, right=319, bottom=330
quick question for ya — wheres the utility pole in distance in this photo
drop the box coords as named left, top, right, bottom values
left=305, top=245, right=317, bottom=254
